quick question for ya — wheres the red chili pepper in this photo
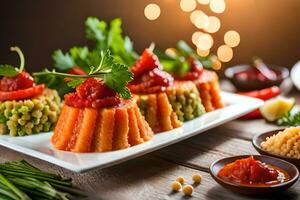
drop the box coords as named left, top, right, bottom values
left=64, top=66, right=87, bottom=83
left=238, top=86, right=280, bottom=119
left=240, top=109, right=262, bottom=120
left=67, top=66, right=86, bottom=75
left=0, top=84, right=45, bottom=101
left=238, top=86, right=280, bottom=101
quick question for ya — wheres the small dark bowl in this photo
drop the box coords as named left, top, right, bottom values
left=253, top=129, right=300, bottom=168
left=224, top=64, right=289, bottom=91
left=210, top=155, right=299, bottom=195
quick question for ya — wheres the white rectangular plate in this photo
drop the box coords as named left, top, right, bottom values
left=0, top=92, right=263, bottom=172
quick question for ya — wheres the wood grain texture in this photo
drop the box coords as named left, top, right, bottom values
left=0, top=92, right=299, bottom=199
left=153, top=127, right=258, bottom=170
left=0, top=146, right=298, bottom=200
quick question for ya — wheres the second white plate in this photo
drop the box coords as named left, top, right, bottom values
left=0, top=92, right=263, bottom=172
left=292, top=61, right=300, bottom=91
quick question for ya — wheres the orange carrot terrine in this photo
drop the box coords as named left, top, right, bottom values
left=129, top=49, right=205, bottom=132
left=41, top=50, right=153, bottom=153
left=194, top=69, right=224, bottom=112
left=51, top=91, right=152, bottom=152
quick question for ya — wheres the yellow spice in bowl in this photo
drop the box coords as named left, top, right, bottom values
left=261, top=127, right=300, bottom=159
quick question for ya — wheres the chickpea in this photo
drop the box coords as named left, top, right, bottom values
left=192, top=174, right=202, bottom=184
left=176, top=176, right=185, bottom=185
left=182, top=185, right=193, bottom=196
left=171, top=181, right=182, bottom=192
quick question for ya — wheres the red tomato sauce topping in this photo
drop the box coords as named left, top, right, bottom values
left=173, top=57, right=204, bottom=81
left=217, top=156, right=290, bottom=186
left=128, top=49, right=174, bottom=94
left=64, top=78, right=120, bottom=108
left=0, top=72, right=34, bottom=91
left=0, top=71, right=45, bottom=101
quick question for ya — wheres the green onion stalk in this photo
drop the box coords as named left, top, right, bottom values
left=0, top=160, right=86, bottom=200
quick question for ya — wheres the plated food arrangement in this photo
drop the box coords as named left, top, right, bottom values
left=44, top=44, right=225, bottom=153
left=0, top=17, right=226, bottom=154
left=1, top=15, right=299, bottom=200
left=0, top=17, right=265, bottom=176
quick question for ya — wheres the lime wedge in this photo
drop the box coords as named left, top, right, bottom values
left=260, top=96, right=295, bottom=122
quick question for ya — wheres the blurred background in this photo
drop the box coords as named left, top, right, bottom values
left=0, top=0, right=300, bottom=71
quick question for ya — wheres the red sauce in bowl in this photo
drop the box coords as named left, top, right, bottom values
left=218, top=156, right=290, bottom=186
left=234, top=68, right=281, bottom=83
left=225, top=64, right=289, bottom=91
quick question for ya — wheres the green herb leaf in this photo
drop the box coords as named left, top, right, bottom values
left=0, top=65, right=18, bottom=77
left=277, top=111, right=300, bottom=126
left=85, top=17, right=107, bottom=49
left=52, top=50, right=75, bottom=71
left=85, top=17, right=138, bottom=66
left=157, top=40, right=215, bottom=75
left=104, top=62, right=133, bottom=99
left=88, top=50, right=113, bottom=75
left=69, top=46, right=90, bottom=72
left=107, top=18, right=122, bottom=49
left=177, top=40, right=194, bottom=56
left=34, top=69, right=72, bottom=97
left=67, top=78, right=84, bottom=88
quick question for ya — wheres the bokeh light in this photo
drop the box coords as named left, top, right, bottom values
left=190, top=10, right=202, bottom=24
left=224, top=30, right=241, bottom=47
left=196, top=33, right=214, bottom=51
left=180, top=0, right=197, bottom=12
left=194, top=12, right=209, bottom=29
left=204, top=16, right=221, bottom=33
left=217, top=45, right=233, bottom=62
left=197, top=0, right=210, bottom=5
left=210, top=55, right=222, bottom=70
left=165, top=48, right=178, bottom=57
left=197, top=48, right=210, bottom=57
left=144, top=4, right=161, bottom=20
left=192, top=31, right=203, bottom=44
left=209, top=0, right=226, bottom=13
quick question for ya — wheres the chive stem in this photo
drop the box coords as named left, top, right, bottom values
left=10, top=46, right=25, bottom=72
left=0, top=173, right=30, bottom=200
left=0, top=186, right=20, bottom=200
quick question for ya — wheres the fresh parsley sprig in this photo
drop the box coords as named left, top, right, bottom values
left=51, top=17, right=138, bottom=73
left=277, top=111, right=300, bottom=126
left=34, top=49, right=133, bottom=99
left=42, top=17, right=138, bottom=97
left=0, top=46, right=25, bottom=77
left=155, top=40, right=216, bottom=76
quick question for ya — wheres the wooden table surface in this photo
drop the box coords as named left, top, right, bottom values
left=0, top=89, right=299, bottom=200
